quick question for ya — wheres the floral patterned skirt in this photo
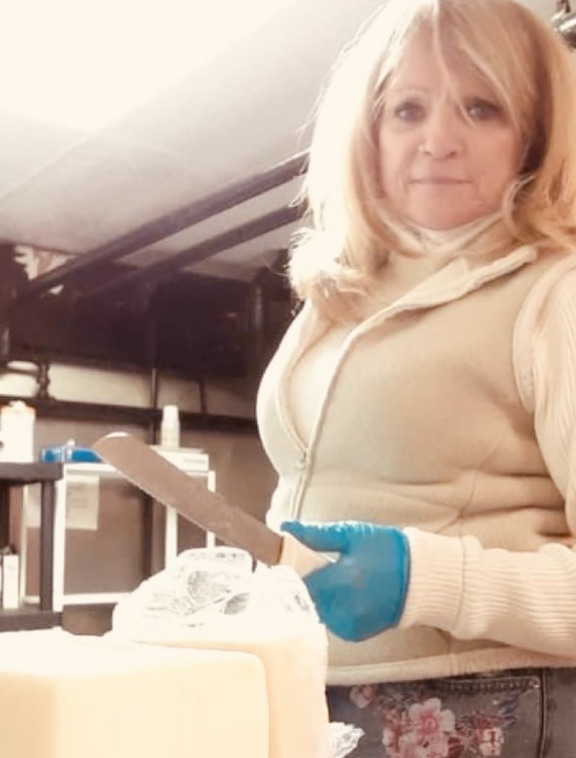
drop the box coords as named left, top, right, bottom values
left=327, top=667, right=576, bottom=757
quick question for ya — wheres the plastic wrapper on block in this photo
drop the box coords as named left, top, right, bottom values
left=112, top=546, right=318, bottom=634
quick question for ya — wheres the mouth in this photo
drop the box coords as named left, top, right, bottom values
left=411, top=178, right=469, bottom=185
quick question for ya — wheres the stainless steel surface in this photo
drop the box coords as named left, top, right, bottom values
left=93, top=432, right=283, bottom=565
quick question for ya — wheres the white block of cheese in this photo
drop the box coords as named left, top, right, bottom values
left=0, top=630, right=269, bottom=758
left=117, top=616, right=331, bottom=758
left=109, top=549, right=332, bottom=757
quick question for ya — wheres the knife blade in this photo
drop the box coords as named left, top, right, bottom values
left=92, top=432, right=327, bottom=576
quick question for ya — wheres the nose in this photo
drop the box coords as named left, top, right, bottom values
left=419, top=105, right=463, bottom=159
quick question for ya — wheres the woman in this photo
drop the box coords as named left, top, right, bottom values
left=256, top=0, right=576, bottom=755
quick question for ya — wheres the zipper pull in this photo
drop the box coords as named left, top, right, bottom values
left=295, top=450, right=308, bottom=471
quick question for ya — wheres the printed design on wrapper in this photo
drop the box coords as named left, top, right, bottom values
left=350, top=684, right=520, bottom=757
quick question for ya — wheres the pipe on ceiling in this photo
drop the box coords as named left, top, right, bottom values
left=553, top=0, right=576, bottom=46
left=82, top=204, right=302, bottom=300
left=18, top=151, right=308, bottom=300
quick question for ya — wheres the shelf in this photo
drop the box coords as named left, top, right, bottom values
left=0, top=463, right=64, bottom=628
left=0, top=461, right=62, bottom=484
left=0, top=606, right=62, bottom=632
left=0, top=395, right=258, bottom=433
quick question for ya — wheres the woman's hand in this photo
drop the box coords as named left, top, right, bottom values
left=281, top=520, right=410, bottom=642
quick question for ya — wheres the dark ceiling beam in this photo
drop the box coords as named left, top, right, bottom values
left=18, top=151, right=309, bottom=300
left=82, top=204, right=303, bottom=300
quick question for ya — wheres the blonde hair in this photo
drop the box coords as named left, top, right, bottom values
left=289, top=0, right=576, bottom=319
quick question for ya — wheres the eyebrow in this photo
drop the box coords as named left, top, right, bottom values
left=385, top=84, right=430, bottom=94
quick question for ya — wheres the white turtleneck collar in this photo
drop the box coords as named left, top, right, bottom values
left=393, top=211, right=503, bottom=266
left=370, top=212, right=507, bottom=307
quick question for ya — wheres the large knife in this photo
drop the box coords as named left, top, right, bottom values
left=92, top=432, right=326, bottom=577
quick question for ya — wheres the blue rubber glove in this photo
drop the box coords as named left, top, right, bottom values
left=281, top=520, right=410, bottom=642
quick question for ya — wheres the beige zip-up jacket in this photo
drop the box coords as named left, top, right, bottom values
left=256, top=244, right=576, bottom=685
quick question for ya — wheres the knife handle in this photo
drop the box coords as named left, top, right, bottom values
left=279, top=532, right=332, bottom=577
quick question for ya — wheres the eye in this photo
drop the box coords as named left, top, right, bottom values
left=465, top=98, right=503, bottom=121
left=391, top=99, right=426, bottom=122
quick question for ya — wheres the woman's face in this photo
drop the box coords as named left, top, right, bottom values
left=377, top=33, right=523, bottom=230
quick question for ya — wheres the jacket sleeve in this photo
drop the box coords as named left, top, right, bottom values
left=398, top=262, right=576, bottom=658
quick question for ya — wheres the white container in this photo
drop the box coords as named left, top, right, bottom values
left=1, top=553, right=19, bottom=609
left=160, top=404, right=180, bottom=449
left=0, top=401, right=36, bottom=462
